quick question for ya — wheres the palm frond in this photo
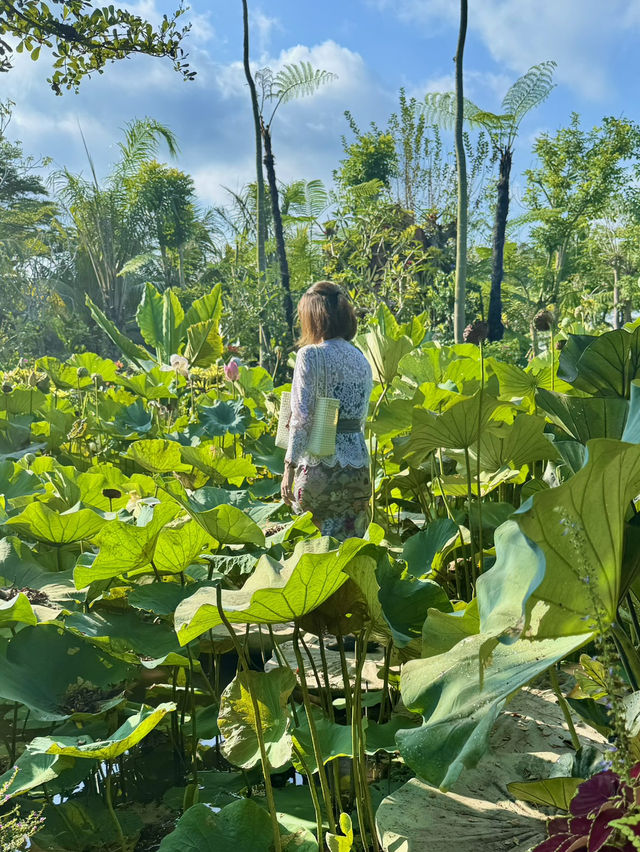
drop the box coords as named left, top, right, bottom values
left=501, top=61, right=556, bottom=125
left=116, top=118, right=179, bottom=176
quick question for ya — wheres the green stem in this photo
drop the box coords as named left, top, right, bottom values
left=549, top=666, right=580, bottom=751
left=292, top=624, right=337, bottom=833
left=105, top=760, right=126, bottom=852
left=185, top=644, right=199, bottom=786
left=293, top=744, right=325, bottom=849
left=354, top=628, right=379, bottom=852
left=216, top=587, right=282, bottom=852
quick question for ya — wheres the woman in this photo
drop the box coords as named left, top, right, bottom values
left=281, top=281, right=373, bottom=540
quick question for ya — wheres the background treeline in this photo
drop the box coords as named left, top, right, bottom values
left=3, top=83, right=640, bottom=368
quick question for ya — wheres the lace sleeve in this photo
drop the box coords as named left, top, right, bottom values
left=285, top=346, right=317, bottom=465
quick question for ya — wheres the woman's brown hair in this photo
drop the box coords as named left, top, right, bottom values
left=297, top=281, right=357, bottom=347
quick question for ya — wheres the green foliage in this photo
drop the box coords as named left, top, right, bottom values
left=0, top=0, right=193, bottom=93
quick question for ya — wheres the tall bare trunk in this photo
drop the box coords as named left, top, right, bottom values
left=453, top=0, right=468, bottom=343
left=262, top=125, right=294, bottom=345
left=487, top=147, right=512, bottom=341
left=612, top=266, right=621, bottom=329
left=241, top=0, right=268, bottom=362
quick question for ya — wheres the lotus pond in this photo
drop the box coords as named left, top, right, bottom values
left=1, top=284, right=640, bottom=851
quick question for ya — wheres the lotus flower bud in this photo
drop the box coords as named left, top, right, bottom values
left=462, top=321, right=488, bottom=345
left=224, top=359, right=240, bottom=382
left=2, top=382, right=13, bottom=393
left=76, top=366, right=90, bottom=379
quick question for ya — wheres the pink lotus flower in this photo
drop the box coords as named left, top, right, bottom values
left=224, top=359, right=240, bottom=382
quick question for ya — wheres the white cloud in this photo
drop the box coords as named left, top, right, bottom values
left=372, top=0, right=640, bottom=101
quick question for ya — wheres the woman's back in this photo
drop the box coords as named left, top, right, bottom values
left=288, top=337, right=372, bottom=468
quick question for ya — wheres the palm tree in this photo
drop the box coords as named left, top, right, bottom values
left=425, top=61, right=556, bottom=341
left=53, top=119, right=178, bottom=328
left=255, top=62, right=335, bottom=344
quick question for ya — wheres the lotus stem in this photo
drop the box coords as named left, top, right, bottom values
left=104, top=760, right=126, bottom=852
left=293, top=743, right=324, bottom=848
left=292, top=623, right=337, bottom=833
left=216, top=586, right=282, bottom=852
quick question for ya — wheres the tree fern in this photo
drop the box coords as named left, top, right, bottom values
left=257, top=61, right=336, bottom=126
left=501, top=61, right=556, bottom=127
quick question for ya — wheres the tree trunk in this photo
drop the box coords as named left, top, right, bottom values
left=241, top=0, right=268, bottom=361
left=612, top=266, right=621, bottom=329
left=262, top=124, right=294, bottom=345
left=178, top=244, right=185, bottom=288
left=453, top=0, right=468, bottom=343
left=487, top=147, right=512, bottom=341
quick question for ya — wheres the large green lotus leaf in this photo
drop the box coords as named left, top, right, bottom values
left=104, top=398, right=153, bottom=438
left=0, top=459, right=44, bottom=507
left=116, top=367, right=179, bottom=400
left=0, top=749, right=75, bottom=798
left=31, top=702, right=175, bottom=760
left=182, top=486, right=280, bottom=528
left=622, top=380, right=640, bottom=443
left=167, top=486, right=266, bottom=547
left=536, top=388, right=628, bottom=442
left=5, top=501, right=106, bottom=544
left=184, top=284, right=223, bottom=367
left=516, top=438, right=640, bottom=637
left=158, top=800, right=274, bottom=852
left=475, top=413, right=559, bottom=472
left=0, top=591, right=38, bottom=626
left=137, top=282, right=183, bottom=361
left=407, top=392, right=501, bottom=463
left=558, top=327, right=640, bottom=397
left=397, top=632, right=586, bottom=789
left=554, top=440, right=588, bottom=480
left=180, top=444, right=257, bottom=486
left=489, top=359, right=539, bottom=401
left=75, top=467, right=156, bottom=512
left=399, top=347, right=448, bottom=386
left=421, top=599, right=480, bottom=658
left=198, top=400, right=249, bottom=437
left=368, top=398, right=414, bottom=442
left=67, top=352, right=118, bottom=383
left=65, top=610, right=184, bottom=663
left=175, top=537, right=369, bottom=644
left=236, top=364, right=273, bottom=400
left=129, top=580, right=217, bottom=615
left=218, top=667, right=296, bottom=769
left=357, top=326, right=414, bottom=385
left=74, top=501, right=179, bottom=587
left=377, top=559, right=452, bottom=647
left=0, top=625, right=134, bottom=720
left=126, top=439, right=190, bottom=473
left=402, top=518, right=459, bottom=578
left=85, top=294, right=153, bottom=369
left=36, top=355, right=95, bottom=389
left=151, top=519, right=212, bottom=575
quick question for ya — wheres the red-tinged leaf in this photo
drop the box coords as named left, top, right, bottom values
left=549, top=818, right=571, bottom=836
left=587, top=805, right=623, bottom=852
left=571, top=773, right=621, bottom=817
left=533, top=835, right=579, bottom=852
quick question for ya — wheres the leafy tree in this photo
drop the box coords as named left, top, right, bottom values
left=0, top=0, right=194, bottom=93
left=336, top=117, right=397, bottom=189
left=131, top=162, right=197, bottom=288
left=524, top=114, right=640, bottom=305
left=425, top=62, right=556, bottom=341
left=54, top=118, right=178, bottom=329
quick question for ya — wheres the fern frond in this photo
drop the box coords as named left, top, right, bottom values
left=273, top=61, right=336, bottom=104
left=422, top=93, right=508, bottom=132
left=501, top=61, right=556, bottom=125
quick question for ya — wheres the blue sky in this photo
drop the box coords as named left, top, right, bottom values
left=4, top=0, right=640, bottom=209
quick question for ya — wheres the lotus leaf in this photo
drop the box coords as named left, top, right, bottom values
left=218, top=667, right=296, bottom=769
left=6, top=501, right=106, bottom=544
left=174, top=537, right=369, bottom=644
left=31, top=702, right=175, bottom=760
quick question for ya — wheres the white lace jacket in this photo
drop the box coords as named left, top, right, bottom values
left=285, top=338, right=373, bottom=468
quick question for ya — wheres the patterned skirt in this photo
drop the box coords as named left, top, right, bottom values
left=293, top=463, right=371, bottom=541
